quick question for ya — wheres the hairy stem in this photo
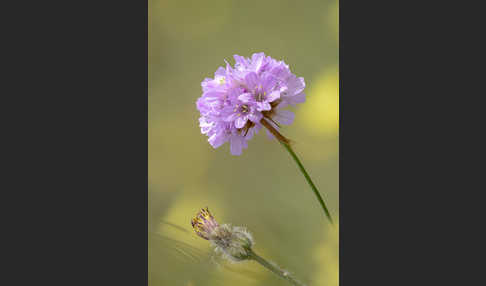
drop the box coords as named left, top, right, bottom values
left=248, top=250, right=306, bottom=286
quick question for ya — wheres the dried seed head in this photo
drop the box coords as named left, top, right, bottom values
left=210, top=224, right=253, bottom=262
left=191, top=208, right=254, bottom=262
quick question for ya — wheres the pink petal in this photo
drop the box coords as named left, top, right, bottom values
left=224, top=113, right=238, bottom=122
left=251, top=52, right=265, bottom=72
left=235, top=116, right=247, bottom=128
left=214, top=67, right=226, bottom=77
left=209, top=132, right=226, bottom=148
left=262, top=74, right=277, bottom=90
left=289, top=92, right=306, bottom=105
left=274, top=110, right=295, bottom=125
left=244, top=72, right=259, bottom=90
left=238, top=93, right=254, bottom=103
left=230, top=136, right=244, bottom=155
left=266, top=90, right=280, bottom=102
left=257, top=102, right=271, bottom=111
left=288, top=75, right=305, bottom=95
left=248, top=112, right=262, bottom=123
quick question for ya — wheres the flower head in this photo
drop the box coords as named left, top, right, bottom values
left=196, top=52, right=306, bottom=155
left=191, top=207, right=254, bottom=262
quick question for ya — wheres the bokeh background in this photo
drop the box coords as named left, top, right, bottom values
left=149, top=0, right=338, bottom=285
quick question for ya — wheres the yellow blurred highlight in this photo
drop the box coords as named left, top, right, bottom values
left=157, top=186, right=226, bottom=250
left=300, top=68, right=339, bottom=138
left=313, top=224, right=339, bottom=286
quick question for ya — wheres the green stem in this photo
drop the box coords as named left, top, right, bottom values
left=248, top=250, right=306, bottom=286
left=260, top=118, right=334, bottom=225
left=281, top=141, right=334, bottom=225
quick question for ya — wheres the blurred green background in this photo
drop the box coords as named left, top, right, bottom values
left=149, top=0, right=338, bottom=285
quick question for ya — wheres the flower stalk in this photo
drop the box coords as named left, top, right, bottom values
left=261, top=118, right=334, bottom=225
left=248, top=249, right=306, bottom=286
left=260, top=117, right=290, bottom=145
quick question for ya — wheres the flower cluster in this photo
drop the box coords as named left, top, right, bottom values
left=191, top=207, right=253, bottom=262
left=196, top=52, right=306, bottom=155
